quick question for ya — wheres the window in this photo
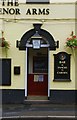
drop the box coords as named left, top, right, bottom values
left=0, top=59, right=11, bottom=86
left=33, top=56, right=48, bottom=73
left=26, top=0, right=49, bottom=4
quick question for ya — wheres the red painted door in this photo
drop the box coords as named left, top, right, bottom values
left=27, top=52, right=48, bottom=96
left=28, top=74, right=48, bottom=96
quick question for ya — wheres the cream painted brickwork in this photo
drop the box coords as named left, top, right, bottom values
left=50, top=0, right=76, bottom=3
left=13, top=0, right=77, bottom=4
left=0, top=22, right=32, bottom=89
left=0, top=20, right=3, bottom=58
left=0, top=2, right=76, bottom=90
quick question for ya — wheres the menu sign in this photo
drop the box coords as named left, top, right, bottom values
left=54, top=52, right=71, bottom=81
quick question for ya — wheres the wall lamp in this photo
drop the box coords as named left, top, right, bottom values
left=55, top=41, right=59, bottom=48
left=16, top=40, right=20, bottom=48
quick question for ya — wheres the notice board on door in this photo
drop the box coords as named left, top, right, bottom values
left=34, top=75, right=44, bottom=82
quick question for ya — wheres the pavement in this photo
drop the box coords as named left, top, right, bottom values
left=0, top=100, right=77, bottom=119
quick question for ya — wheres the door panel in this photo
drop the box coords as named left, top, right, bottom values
left=28, top=74, right=48, bottom=96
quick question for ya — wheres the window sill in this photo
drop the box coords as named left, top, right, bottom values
left=53, top=79, right=71, bottom=82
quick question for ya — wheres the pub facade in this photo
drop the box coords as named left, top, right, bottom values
left=0, top=0, right=77, bottom=104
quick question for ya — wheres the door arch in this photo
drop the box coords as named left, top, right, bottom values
left=16, top=24, right=58, bottom=50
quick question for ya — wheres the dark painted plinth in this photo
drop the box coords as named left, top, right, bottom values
left=1, top=89, right=77, bottom=104
left=1, top=89, right=25, bottom=104
left=50, top=90, right=76, bottom=104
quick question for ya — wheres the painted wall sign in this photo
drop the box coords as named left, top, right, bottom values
left=53, top=52, right=71, bottom=81
left=0, top=0, right=20, bottom=15
left=26, top=8, right=49, bottom=15
left=0, top=0, right=50, bottom=15
left=0, top=0, right=75, bottom=20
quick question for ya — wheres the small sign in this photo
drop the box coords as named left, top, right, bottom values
left=34, top=75, right=44, bottom=82
left=34, top=75, right=38, bottom=82
left=33, top=40, right=40, bottom=49
left=38, top=75, right=44, bottom=82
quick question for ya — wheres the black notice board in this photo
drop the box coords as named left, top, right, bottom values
left=0, top=59, right=11, bottom=86
left=53, top=52, right=71, bottom=81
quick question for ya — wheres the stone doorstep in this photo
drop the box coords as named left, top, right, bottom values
left=24, top=95, right=50, bottom=105
left=27, top=96, right=48, bottom=100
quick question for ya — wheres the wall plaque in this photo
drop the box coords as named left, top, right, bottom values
left=53, top=52, right=71, bottom=81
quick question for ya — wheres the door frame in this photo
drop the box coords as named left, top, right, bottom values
left=25, top=47, right=50, bottom=98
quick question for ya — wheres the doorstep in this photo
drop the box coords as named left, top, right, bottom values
left=24, top=96, right=50, bottom=105
left=27, top=96, right=48, bottom=100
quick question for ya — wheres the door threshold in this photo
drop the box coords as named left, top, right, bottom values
left=25, top=99, right=49, bottom=102
left=27, top=96, right=48, bottom=100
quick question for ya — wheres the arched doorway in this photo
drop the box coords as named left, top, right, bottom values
left=16, top=24, right=59, bottom=100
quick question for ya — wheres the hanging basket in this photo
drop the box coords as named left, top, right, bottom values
left=65, top=31, right=77, bottom=49
left=0, top=37, right=10, bottom=57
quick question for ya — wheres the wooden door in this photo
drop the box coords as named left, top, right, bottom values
left=28, top=56, right=48, bottom=96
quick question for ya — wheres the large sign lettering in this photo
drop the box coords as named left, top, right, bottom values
left=0, top=0, right=50, bottom=15
left=26, top=8, right=49, bottom=15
